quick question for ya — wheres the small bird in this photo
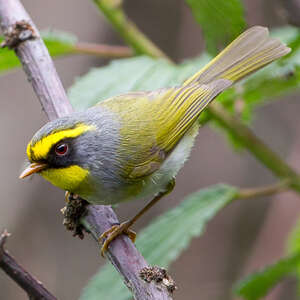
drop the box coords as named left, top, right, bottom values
left=20, top=26, right=290, bottom=255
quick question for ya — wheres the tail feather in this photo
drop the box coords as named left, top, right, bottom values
left=183, top=26, right=290, bottom=86
left=156, top=26, right=290, bottom=152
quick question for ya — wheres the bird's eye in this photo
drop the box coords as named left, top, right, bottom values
left=55, top=143, right=68, bottom=156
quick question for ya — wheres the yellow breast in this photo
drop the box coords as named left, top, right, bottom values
left=40, top=165, right=94, bottom=197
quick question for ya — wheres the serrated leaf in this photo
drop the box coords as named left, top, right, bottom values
left=80, top=184, right=237, bottom=300
left=68, top=54, right=211, bottom=111
left=234, top=253, right=300, bottom=300
left=0, top=29, right=77, bottom=75
left=185, top=0, right=246, bottom=55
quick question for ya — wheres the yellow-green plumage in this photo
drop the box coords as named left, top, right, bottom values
left=22, top=26, right=290, bottom=205
left=99, top=81, right=230, bottom=180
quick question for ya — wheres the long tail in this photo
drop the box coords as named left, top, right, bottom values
left=157, top=26, right=290, bottom=151
left=184, top=26, right=290, bottom=87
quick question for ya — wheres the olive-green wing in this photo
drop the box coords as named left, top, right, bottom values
left=99, top=80, right=230, bottom=180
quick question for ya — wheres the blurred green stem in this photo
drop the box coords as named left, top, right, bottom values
left=93, top=0, right=300, bottom=193
left=237, top=179, right=290, bottom=200
left=208, top=103, right=300, bottom=192
left=93, top=0, right=170, bottom=60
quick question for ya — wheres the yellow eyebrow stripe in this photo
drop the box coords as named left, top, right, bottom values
left=27, top=123, right=95, bottom=161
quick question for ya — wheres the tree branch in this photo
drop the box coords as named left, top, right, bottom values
left=73, top=42, right=133, bottom=58
left=0, top=230, right=57, bottom=300
left=92, top=0, right=300, bottom=195
left=0, top=0, right=173, bottom=299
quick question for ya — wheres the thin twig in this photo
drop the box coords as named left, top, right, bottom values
left=73, top=42, right=133, bottom=58
left=236, top=179, right=290, bottom=200
left=0, top=231, right=57, bottom=300
left=92, top=0, right=300, bottom=195
left=0, top=0, right=173, bottom=299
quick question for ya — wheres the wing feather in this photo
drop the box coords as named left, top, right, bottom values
left=100, top=79, right=230, bottom=179
left=98, top=26, right=289, bottom=180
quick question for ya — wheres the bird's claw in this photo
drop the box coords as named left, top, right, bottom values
left=65, top=191, right=79, bottom=203
left=65, top=191, right=70, bottom=203
left=99, top=221, right=136, bottom=257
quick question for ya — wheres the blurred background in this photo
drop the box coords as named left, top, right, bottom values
left=1, top=0, right=300, bottom=299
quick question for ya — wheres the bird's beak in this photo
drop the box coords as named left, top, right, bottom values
left=19, top=162, right=47, bottom=179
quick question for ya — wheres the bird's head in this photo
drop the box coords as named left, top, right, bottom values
left=20, top=114, right=97, bottom=196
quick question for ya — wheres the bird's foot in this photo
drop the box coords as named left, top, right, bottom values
left=61, top=192, right=89, bottom=239
left=99, top=221, right=136, bottom=257
left=64, top=191, right=73, bottom=203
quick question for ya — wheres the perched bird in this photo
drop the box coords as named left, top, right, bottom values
left=20, top=26, right=290, bottom=255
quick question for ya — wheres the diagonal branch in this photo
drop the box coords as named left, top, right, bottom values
left=73, top=42, right=133, bottom=58
left=0, top=230, right=57, bottom=300
left=0, top=0, right=173, bottom=299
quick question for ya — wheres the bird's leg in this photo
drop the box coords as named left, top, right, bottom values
left=99, top=179, right=175, bottom=257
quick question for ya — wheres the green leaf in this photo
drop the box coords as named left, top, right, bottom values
left=0, top=38, right=21, bottom=74
left=185, top=0, right=246, bottom=55
left=42, top=29, right=77, bottom=56
left=80, top=184, right=237, bottom=300
left=0, top=29, right=77, bottom=75
left=68, top=54, right=211, bottom=111
left=287, top=217, right=300, bottom=296
left=287, top=218, right=300, bottom=256
left=234, top=253, right=300, bottom=300
left=235, top=213, right=300, bottom=300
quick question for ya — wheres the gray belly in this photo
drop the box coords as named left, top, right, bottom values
left=86, top=123, right=199, bottom=205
